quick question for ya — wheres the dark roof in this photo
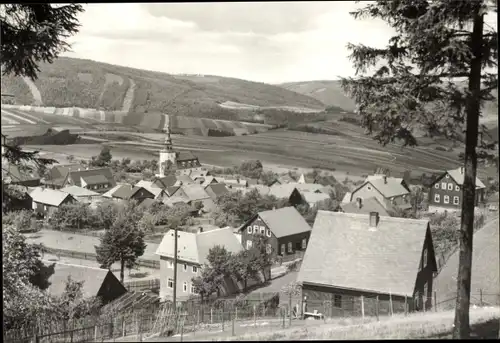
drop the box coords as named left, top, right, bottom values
left=81, top=174, right=109, bottom=185
left=243, top=206, right=311, bottom=238
left=207, top=183, right=229, bottom=198
left=49, top=164, right=86, bottom=180
left=112, top=185, right=153, bottom=200
left=341, top=197, right=392, bottom=217
left=298, top=211, right=430, bottom=297
left=68, top=168, right=115, bottom=187
left=165, top=186, right=181, bottom=196
left=153, top=175, right=177, bottom=189
left=177, top=151, right=198, bottom=161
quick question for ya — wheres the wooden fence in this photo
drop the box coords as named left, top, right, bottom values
left=41, top=246, right=160, bottom=269
left=124, top=279, right=160, bottom=293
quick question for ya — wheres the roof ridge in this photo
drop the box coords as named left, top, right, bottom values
left=317, top=210, right=429, bottom=224
left=197, top=227, right=230, bottom=235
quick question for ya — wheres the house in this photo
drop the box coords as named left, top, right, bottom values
left=278, top=174, right=296, bottom=184
left=427, top=167, right=486, bottom=213
left=134, top=180, right=166, bottom=200
left=176, top=174, right=195, bottom=185
left=150, top=175, right=180, bottom=189
left=340, top=197, right=394, bottom=217
left=297, top=211, right=437, bottom=316
left=155, top=227, right=244, bottom=301
left=2, top=163, right=41, bottom=187
left=205, top=183, right=229, bottom=201
left=29, top=188, right=77, bottom=218
left=298, top=174, right=317, bottom=184
left=201, top=176, right=218, bottom=188
left=349, top=175, right=412, bottom=212
left=239, top=206, right=311, bottom=260
left=103, top=184, right=155, bottom=203
left=60, top=185, right=102, bottom=204
left=268, top=185, right=306, bottom=207
left=164, top=186, right=186, bottom=198
left=181, top=184, right=216, bottom=211
left=44, top=165, right=116, bottom=193
left=42, top=262, right=127, bottom=305
left=301, top=192, right=330, bottom=208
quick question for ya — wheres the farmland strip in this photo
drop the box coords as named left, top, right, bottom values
left=1, top=109, right=37, bottom=124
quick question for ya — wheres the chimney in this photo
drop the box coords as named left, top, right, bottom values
left=369, top=211, right=379, bottom=228
left=383, top=176, right=387, bottom=184
left=197, top=226, right=203, bottom=234
left=356, top=197, right=362, bottom=209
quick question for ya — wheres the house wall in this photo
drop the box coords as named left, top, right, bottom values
left=159, top=256, right=201, bottom=300
left=241, top=216, right=278, bottom=256
left=277, top=231, right=311, bottom=257
left=300, top=283, right=410, bottom=318
left=428, top=173, right=484, bottom=212
left=32, top=196, right=75, bottom=218
left=414, top=227, right=437, bottom=311
left=352, top=182, right=409, bottom=209
left=131, top=189, right=155, bottom=203
left=97, top=272, right=128, bottom=305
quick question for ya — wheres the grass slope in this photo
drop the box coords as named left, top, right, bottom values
left=1, top=57, right=324, bottom=118
left=434, top=217, right=500, bottom=310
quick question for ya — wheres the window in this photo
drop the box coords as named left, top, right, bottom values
left=287, top=242, right=293, bottom=253
left=260, top=226, right=266, bottom=235
left=183, top=264, right=188, bottom=272
left=422, top=248, right=427, bottom=269
left=183, top=282, right=188, bottom=292
left=444, top=195, right=450, bottom=204
left=434, top=183, right=439, bottom=189
left=167, top=260, right=173, bottom=269
left=192, top=266, right=198, bottom=273
left=190, top=283, right=197, bottom=294
left=266, top=244, right=272, bottom=254
left=247, top=226, right=252, bottom=234
left=434, top=194, right=440, bottom=203
left=441, top=182, right=446, bottom=190
left=44, top=205, right=47, bottom=211
left=253, top=225, right=259, bottom=234
left=455, top=185, right=460, bottom=192
left=448, top=183, right=453, bottom=191
left=334, top=295, right=342, bottom=308
left=281, top=244, right=285, bottom=255
left=266, top=229, right=271, bottom=238
left=453, top=196, right=459, bottom=205
left=445, top=174, right=449, bottom=179
left=301, top=238, right=307, bottom=250
left=367, top=186, right=372, bottom=190
left=32, top=201, right=37, bottom=210
left=167, top=278, right=174, bottom=289
left=246, top=240, right=253, bottom=249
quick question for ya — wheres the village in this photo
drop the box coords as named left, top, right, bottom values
left=2, top=111, right=499, bottom=341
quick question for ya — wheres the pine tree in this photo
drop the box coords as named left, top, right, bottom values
left=340, top=1, right=497, bottom=338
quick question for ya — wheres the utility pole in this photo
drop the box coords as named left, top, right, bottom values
left=173, top=226, right=179, bottom=311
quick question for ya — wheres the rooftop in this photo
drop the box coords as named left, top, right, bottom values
left=30, top=187, right=73, bottom=207
left=341, top=197, right=392, bottom=217
left=354, top=176, right=410, bottom=199
left=60, top=185, right=100, bottom=197
left=445, top=167, right=486, bottom=189
left=255, top=206, right=311, bottom=238
left=298, top=211, right=430, bottom=297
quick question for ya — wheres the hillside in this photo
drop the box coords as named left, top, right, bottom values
left=433, top=217, right=499, bottom=309
left=279, top=80, right=357, bottom=112
left=0, top=57, right=324, bottom=122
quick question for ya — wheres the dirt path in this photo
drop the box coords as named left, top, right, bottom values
left=122, top=78, right=136, bottom=113
left=22, top=76, right=43, bottom=105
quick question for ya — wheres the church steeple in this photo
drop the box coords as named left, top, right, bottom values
left=164, top=114, right=173, bottom=151
left=156, top=114, right=177, bottom=177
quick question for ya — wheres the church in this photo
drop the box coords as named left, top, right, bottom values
left=156, top=115, right=202, bottom=177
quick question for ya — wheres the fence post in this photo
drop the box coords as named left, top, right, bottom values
left=389, top=292, right=394, bottom=316
left=122, top=317, right=125, bottom=337
left=360, top=296, right=365, bottom=320
left=282, top=308, right=285, bottom=328
left=210, top=308, right=213, bottom=325
left=480, top=289, right=483, bottom=306
left=94, top=325, right=98, bottom=342
left=404, top=295, right=408, bottom=316
left=138, top=313, right=142, bottom=342
left=222, top=309, right=225, bottom=332
left=231, top=312, right=235, bottom=336
left=434, top=291, right=437, bottom=312
left=376, top=296, right=379, bottom=321
left=253, top=305, right=257, bottom=327
left=235, top=307, right=238, bottom=321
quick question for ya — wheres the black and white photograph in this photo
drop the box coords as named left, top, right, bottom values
left=1, top=1, right=499, bottom=341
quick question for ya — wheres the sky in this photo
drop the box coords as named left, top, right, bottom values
left=62, top=2, right=498, bottom=84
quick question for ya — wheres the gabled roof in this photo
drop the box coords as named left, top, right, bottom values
left=182, top=184, right=210, bottom=202
left=353, top=176, right=410, bottom=199
left=201, top=176, right=218, bottom=188
left=60, top=185, right=100, bottom=197
left=30, top=188, right=74, bottom=207
left=44, top=262, right=122, bottom=298
left=301, top=191, right=330, bottom=204
left=112, top=185, right=154, bottom=200
left=165, top=186, right=181, bottom=197
left=152, top=175, right=177, bottom=189
left=135, top=180, right=156, bottom=189
left=68, top=168, right=115, bottom=187
left=340, top=197, right=392, bottom=217
left=49, top=164, right=85, bottom=179
left=249, top=206, right=311, bottom=238
left=102, top=184, right=123, bottom=198
left=298, top=211, right=430, bottom=297
left=268, top=184, right=300, bottom=199
left=177, top=174, right=194, bottom=185
left=156, top=228, right=243, bottom=265
left=81, top=174, right=109, bottom=185
left=444, top=167, right=486, bottom=189
left=206, top=183, right=229, bottom=198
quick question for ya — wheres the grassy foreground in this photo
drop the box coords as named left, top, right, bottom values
left=219, top=307, right=500, bottom=341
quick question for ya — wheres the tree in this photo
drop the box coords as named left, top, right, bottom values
left=205, top=246, right=233, bottom=296
left=94, top=200, right=120, bottom=230
left=340, top=1, right=497, bottom=337
left=2, top=209, right=37, bottom=233
left=1, top=4, right=84, bottom=80
left=95, top=146, right=112, bottom=167
left=239, top=160, right=264, bottom=179
left=191, top=265, right=218, bottom=306
left=95, top=212, right=146, bottom=283
left=50, top=202, right=95, bottom=231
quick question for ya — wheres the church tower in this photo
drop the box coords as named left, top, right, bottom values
left=156, top=114, right=177, bottom=177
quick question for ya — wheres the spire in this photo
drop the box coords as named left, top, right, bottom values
left=164, top=114, right=173, bottom=151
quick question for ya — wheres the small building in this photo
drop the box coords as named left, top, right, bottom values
left=155, top=227, right=244, bottom=301
left=201, top=176, right=218, bottom=188
left=43, top=164, right=87, bottom=189
left=43, top=165, right=116, bottom=193
left=134, top=180, right=167, bottom=200
left=150, top=175, right=180, bottom=189
left=427, top=167, right=486, bottom=213
left=268, top=185, right=306, bottom=207
left=340, top=197, right=394, bottom=217
left=205, top=183, right=229, bottom=201
left=181, top=184, right=216, bottom=212
left=349, top=175, right=412, bottom=212
left=103, top=184, right=155, bottom=203
left=60, top=185, right=102, bottom=204
left=29, top=188, right=77, bottom=218
left=297, top=211, right=437, bottom=316
left=43, top=262, right=127, bottom=305
left=239, top=206, right=311, bottom=260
